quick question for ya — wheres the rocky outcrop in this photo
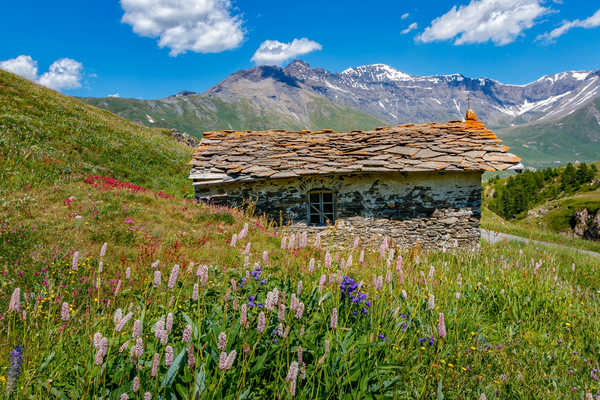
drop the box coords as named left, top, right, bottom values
left=572, top=208, right=600, bottom=241
left=169, top=129, right=199, bottom=148
left=573, top=208, right=589, bottom=237
left=587, top=210, right=600, bottom=240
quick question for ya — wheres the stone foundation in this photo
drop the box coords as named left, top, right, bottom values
left=284, top=208, right=480, bottom=250
left=196, top=171, right=482, bottom=249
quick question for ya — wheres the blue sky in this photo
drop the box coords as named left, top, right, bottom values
left=1, top=0, right=599, bottom=99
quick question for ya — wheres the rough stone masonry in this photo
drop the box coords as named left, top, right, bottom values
left=196, top=171, right=482, bottom=249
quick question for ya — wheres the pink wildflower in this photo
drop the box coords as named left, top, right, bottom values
left=330, top=307, right=338, bottom=330
left=72, top=251, right=79, bottom=271
left=240, top=303, right=248, bottom=328
left=396, top=255, right=402, bottom=271
left=428, top=294, right=435, bottom=311
left=151, top=353, right=160, bottom=377
left=219, top=351, right=227, bottom=370
left=295, top=302, right=304, bottom=319
left=168, top=264, right=179, bottom=289
left=153, top=270, right=161, bottom=288
left=100, top=242, right=108, bottom=258
left=218, top=332, right=227, bottom=350
left=308, top=258, right=315, bottom=273
left=132, top=376, right=139, bottom=393
left=135, top=337, right=143, bottom=358
left=438, top=313, right=447, bottom=339
left=192, top=283, right=199, bottom=301
left=165, top=346, right=174, bottom=366
left=144, top=393, right=152, bottom=400
left=125, top=267, right=131, bottom=280
left=115, top=312, right=133, bottom=332
left=225, top=350, right=236, bottom=370
left=196, top=265, right=208, bottom=286
left=324, top=251, right=332, bottom=268
left=61, top=302, right=70, bottom=321
left=133, top=320, right=142, bottom=338
left=318, top=274, right=326, bottom=293
left=243, top=242, right=251, bottom=255
left=263, top=250, right=269, bottom=264
left=278, top=303, right=286, bottom=322
left=257, top=311, right=266, bottom=333
left=359, top=249, right=365, bottom=263
left=297, top=280, right=303, bottom=296
left=93, top=332, right=103, bottom=349
left=187, top=344, right=195, bottom=370
left=230, top=233, right=238, bottom=248
left=166, top=313, right=173, bottom=333
left=286, top=361, right=299, bottom=397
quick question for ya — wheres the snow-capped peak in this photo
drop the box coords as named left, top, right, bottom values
left=341, top=63, right=412, bottom=82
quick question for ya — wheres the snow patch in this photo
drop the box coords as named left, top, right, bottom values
left=341, top=64, right=412, bottom=82
left=572, top=71, right=590, bottom=81
left=453, top=98, right=461, bottom=115
left=146, top=114, right=155, bottom=123
left=432, top=98, right=442, bottom=105
left=501, top=91, right=573, bottom=117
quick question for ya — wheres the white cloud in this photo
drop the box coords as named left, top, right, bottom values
left=120, top=0, right=244, bottom=56
left=402, top=22, right=418, bottom=34
left=417, top=0, right=548, bottom=46
left=401, top=13, right=410, bottom=20
left=38, top=58, right=84, bottom=91
left=0, top=55, right=85, bottom=91
left=108, top=93, right=120, bottom=98
left=251, top=38, right=322, bottom=66
left=537, top=8, right=600, bottom=41
left=0, top=55, right=38, bottom=81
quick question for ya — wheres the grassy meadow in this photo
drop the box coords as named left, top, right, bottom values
left=1, top=69, right=600, bottom=399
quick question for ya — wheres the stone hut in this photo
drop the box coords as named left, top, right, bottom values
left=189, top=110, right=522, bottom=249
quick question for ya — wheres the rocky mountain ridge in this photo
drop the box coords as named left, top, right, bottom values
left=274, top=60, right=600, bottom=128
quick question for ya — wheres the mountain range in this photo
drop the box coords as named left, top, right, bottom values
left=82, top=60, right=600, bottom=167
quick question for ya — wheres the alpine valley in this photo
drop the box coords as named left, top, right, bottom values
left=82, top=60, right=600, bottom=168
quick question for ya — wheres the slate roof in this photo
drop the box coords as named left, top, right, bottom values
left=189, top=110, right=522, bottom=186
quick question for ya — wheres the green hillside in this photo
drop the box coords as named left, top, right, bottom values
left=82, top=93, right=384, bottom=137
left=498, top=99, right=600, bottom=169
left=0, top=69, right=193, bottom=196
left=482, top=161, right=600, bottom=252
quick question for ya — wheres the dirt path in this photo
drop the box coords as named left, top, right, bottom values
left=481, top=229, right=600, bottom=259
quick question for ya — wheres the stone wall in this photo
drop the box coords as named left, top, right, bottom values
left=195, top=171, right=482, bottom=249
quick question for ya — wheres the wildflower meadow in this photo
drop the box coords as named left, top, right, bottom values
left=1, top=175, right=600, bottom=399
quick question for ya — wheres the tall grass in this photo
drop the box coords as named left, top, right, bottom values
left=1, top=180, right=600, bottom=399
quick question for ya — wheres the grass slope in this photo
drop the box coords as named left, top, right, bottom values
left=498, top=99, right=600, bottom=168
left=0, top=70, right=193, bottom=197
left=82, top=93, right=384, bottom=137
